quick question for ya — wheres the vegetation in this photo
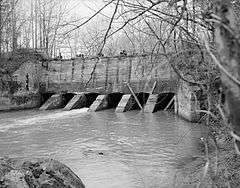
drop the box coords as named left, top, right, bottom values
left=0, top=49, right=46, bottom=94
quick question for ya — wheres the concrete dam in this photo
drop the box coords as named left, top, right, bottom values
left=0, top=53, right=204, bottom=122
left=37, top=54, right=203, bottom=122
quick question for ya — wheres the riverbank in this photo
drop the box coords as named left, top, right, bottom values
left=0, top=92, right=41, bottom=112
left=175, top=126, right=240, bottom=188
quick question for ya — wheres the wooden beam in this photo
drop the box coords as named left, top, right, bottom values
left=126, top=83, right=143, bottom=110
left=150, top=81, right=157, bottom=94
left=164, top=95, right=175, bottom=111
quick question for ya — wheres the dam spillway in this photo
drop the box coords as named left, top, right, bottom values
left=39, top=91, right=174, bottom=114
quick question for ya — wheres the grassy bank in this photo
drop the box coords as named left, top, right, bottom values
left=175, top=125, right=240, bottom=188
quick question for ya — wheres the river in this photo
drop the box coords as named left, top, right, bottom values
left=0, top=108, right=205, bottom=188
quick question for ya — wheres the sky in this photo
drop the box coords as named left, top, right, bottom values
left=68, top=0, right=112, bottom=16
left=20, top=0, right=112, bottom=18
left=19, top=0, right=114, bottom=34
left=16, top=0, right=120, bottom=57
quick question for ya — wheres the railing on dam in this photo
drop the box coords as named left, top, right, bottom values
left=41, top=54, right=178, bottom=94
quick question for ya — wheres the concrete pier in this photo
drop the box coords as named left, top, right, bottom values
left=144, top=93, right=175, bottom=113
left=144, top=94, right=159, bottom=113
left=40, top=93, right=75, bottom=110
left=89, top=95, right=106, bottom=111
left=115, top=94, right=133, bottom=112
left=175, top=81, right=205, bottom=122
left=116, top=93, right=149, bottom=112
left=41, top=92, right=55, bottom=105
left=39, top=94, right=64, bottom=110
left=64, top=92, right=99, bottom=111
left=89, top=93, right=123, bottom=112
left=63, top=93, right=85, bottom=111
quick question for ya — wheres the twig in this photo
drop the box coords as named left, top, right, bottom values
left=85, top=0, right=120, bottom=86
left=144, top=17, right=206, bottom=86
left=64, top=0, right=115, bottom=35
left=216, top=104, right=230, bottom=129
left=205, top=17, right=240, bottom=43
left=164, top=96, right=174, bottom=111
left=107, top=0, right=163, bottom=38
left=127, top=83, right=143, bottom=110
left=231, top=131, right=240, bottom=155
left=197, top=138, right=210, bottom=188
left=194, top=110, right=218, bottom=120
left=227, top=181, right=231, bottom=188
left=205, top=39, right=240, bottom=86
left=150, top=81, right=157, bottom=94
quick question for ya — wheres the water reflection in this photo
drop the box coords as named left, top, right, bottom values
left=0, top=109, right=204, bottom=188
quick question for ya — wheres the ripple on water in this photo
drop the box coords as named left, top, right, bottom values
left=0, top=109, right=203, bottom=188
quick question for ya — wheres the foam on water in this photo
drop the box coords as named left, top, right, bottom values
left=18, top=108, right=89, bottom=125
left=0, top=123, right=19, bottom=132
left=0, top=108, right=89, bottom=132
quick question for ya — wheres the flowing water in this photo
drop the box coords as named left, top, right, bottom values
left=0, top=108, right=206, bottom=188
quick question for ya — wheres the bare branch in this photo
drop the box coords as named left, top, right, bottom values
left=205, top=38, right=240, bottom=86
left=85, top=0, right=120, bottom=86
left=64, top=0, right=115, bottom=36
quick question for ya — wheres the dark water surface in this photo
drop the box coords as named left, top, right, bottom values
left=0, top=109, right=205, bottom=188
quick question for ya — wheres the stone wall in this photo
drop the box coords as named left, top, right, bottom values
left=0, top=93, right=41, bottom=111
left=175, top=81, right=203, bottom=122
left=0, top=61, right=43, bottom=111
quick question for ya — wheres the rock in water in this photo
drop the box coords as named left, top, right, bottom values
left=0, top=157, right=85, bottom=188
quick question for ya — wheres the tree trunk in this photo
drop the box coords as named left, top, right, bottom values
left=31, top=0, right=34, bottom=49
left=12, top=0, right=17, bottom=53
left=214, top=0, right=240, bottom=153
left=0, top=0, right=2, bottom=56
left=34, top=0, right=38, bottom=49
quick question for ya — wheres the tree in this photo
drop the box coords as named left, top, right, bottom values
left=65, top=0, right=240, bottom=156
left=211, top=0, right=240, bottom=153
left=0, top=0, right=18, bottom=55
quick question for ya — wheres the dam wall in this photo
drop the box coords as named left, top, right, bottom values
left=0, top=54, right=205, bottom=122
left=41, top=54, right=178, bottom=94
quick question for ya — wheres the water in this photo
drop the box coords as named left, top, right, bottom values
left=0, top=108, right=205, bottom=188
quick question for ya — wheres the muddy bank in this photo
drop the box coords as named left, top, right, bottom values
left=175, top=131, right=240, bottom=188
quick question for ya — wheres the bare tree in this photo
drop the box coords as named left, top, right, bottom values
left=63, top=0, right=240, bottom=158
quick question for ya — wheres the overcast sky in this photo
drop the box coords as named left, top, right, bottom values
left=69, top=0, right=111, bottom=16
left=20, top=0, right=112, bottom=18
left=17, top=0, right=118, bottom=57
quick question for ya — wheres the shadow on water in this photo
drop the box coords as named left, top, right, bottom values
left=0, top=109, right=205, bottom=188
